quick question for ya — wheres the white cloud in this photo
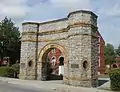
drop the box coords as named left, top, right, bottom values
left=92, top=0, right=120, bottom=47
left=0, top=0, right=30, bottom=19
left=106, top=4, right=120, bottom=17
left=25, top=0, right=92, bottom=22
left=0, top=0, right=92, bottom=21
left=0, top=0, right=27, bottom=5
left=1, top=5, right=29, bottom=18
left=96, top=1, right=120, bottom=18
left=50, top=0, right=91, bottom=11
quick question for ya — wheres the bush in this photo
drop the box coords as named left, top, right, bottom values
left=109, top=69, right=120, bottom=91
left=11, top=63, right=20, bottom=78
left=0, top=67, right=15, bottom=77
left=0, top=63, right=20, bottom=78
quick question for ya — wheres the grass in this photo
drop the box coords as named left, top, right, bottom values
left=0, top=66, right=9, bottom=77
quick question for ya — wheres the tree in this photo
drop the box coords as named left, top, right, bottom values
left=0, top=17, right=20, bottom=64
left=104, top=43, right=116, bottom=69
left=116, top=44, right=120, bottom=56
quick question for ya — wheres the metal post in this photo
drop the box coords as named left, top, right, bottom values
left=35, top=24, right=39, bottom=80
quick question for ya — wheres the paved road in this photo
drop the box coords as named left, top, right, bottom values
left=0, top=81, right=50, bottom=92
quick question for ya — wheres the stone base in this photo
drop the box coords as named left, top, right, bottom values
left=37, top=74, right=42, bottom=80
left=25, top=75, right=35, bottom=80
left=63, top=79, right=92, bottom=87
left=19, top=74, right=26, bottom=80
left=19, top=74, right=35, bottom=80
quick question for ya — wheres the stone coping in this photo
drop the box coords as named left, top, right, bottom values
left=22, top=18, right=67, bottom=25
left=67, top=10, right=98, bottom=18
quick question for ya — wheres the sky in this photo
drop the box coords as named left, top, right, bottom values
left=0, top=0, right=119, bottom=48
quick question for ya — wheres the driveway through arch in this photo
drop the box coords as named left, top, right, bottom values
left=38, top=43, right=68, bottom=80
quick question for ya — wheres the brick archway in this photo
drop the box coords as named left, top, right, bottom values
left=38, top=43, right=67, bottom=80
left=38, top=43, right=67, bottom=63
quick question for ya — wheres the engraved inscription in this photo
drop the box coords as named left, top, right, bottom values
left=71, top=64, right=79, bottom=68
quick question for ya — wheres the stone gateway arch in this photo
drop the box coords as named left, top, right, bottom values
left=20, top=10, right=99, bottom=87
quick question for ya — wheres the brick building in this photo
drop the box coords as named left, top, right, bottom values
left=47, top=48, right=63, bottom=75
left=98, top=32, right=105, bottom=74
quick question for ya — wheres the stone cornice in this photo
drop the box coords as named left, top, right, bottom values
left=22, top=28, right=68, bottom=36
left=67, top=10, right=98, bottom=18
left=22, top=22, right=39, bottom=25
left=21, top=33, right=98, bottom=42
left=21, top=37, right=67, bottom=42
left=22, top=18, right=67, bottom=25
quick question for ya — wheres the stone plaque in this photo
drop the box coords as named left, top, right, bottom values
left=21, top=63, right=25, bottom=69
left=71, top=64, right=79, bottom=68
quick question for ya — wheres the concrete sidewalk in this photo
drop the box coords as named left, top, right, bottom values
left=0, top=77, right=114, bottom=92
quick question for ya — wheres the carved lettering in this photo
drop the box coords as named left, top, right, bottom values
left=71, top=64, right=79, bottom=68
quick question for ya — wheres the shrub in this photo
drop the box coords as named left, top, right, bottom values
left=11, top=63, right=20, bottom=78
left=109, top=69, right=120, bottom=91
left=11, top=63, right=19, bottom=73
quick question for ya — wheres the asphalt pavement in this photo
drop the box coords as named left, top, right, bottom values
left=0, top=77, right=113, bottom=92
left=0, top=81, right=50, bottom=92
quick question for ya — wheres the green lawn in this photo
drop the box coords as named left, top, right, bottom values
left=0, top=67, right=9, bottom=77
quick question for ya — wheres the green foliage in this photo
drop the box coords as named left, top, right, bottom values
left=109, top=69, right=120, bottom=91
left=116, top=44, right=120, bottom=56
left=0, top=65, right=19, bottom=78
left=0, top=67, right=15, bottom=77
left=0, top=17, right=21, bottom=64
left=11, top=63, right=20, bottom=74
left=104, top=43, right=116, bottom=65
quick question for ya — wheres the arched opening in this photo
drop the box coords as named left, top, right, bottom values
left=83, top=61, right=88, bottom=69
left=28, top=60, right=33, bottom=67
left=59, top=57, right=64, bottom=66
left=41, top=46, right=65, bottom=81
left=59, top=57, right=64, bottom=76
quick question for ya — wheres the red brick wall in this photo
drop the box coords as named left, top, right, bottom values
left=48, top=48, right=63, bottom=64
left=47, top=48, right=63, bottom=74
left=98, top=33, right=105, bottom=74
